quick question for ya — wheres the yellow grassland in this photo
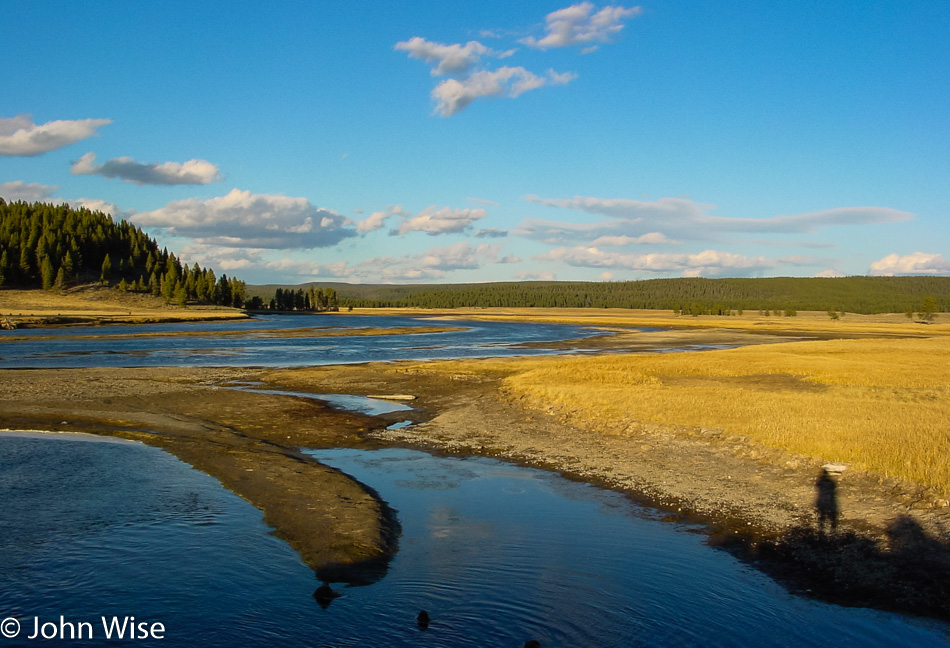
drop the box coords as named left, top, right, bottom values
left=0, top=288, right=246, bottom=324
left=349, top=306, right=950, bottom=338
left=406, top=333, right=950, bottom=495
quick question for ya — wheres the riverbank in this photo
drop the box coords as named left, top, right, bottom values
left=2, top=309, right=948, bottom=619
left=0, top=287, right=248, bottom=327
left=0, top=366, right=398, bottom=585
left=264, top=346, right=950, bottom=620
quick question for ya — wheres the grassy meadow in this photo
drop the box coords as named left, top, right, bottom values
left=403, top=312, right=950, bottom=496
left=0, top=288, right=246, bottom=326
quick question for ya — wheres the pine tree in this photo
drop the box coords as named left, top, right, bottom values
left=40, top=256, right=56, bottom=290
left=100, top=254, right=112, bottom=284
left=0, top=249, right=8, bottom=287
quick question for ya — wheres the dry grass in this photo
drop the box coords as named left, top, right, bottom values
left=350, top=306, right=950, bottom=338
left=500, top=337, right=950, bottom=494
left=0, top=287, right=245, bottom=324
left=409, top=335, right=950, bottom=495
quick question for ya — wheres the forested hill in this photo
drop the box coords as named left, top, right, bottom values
left=0, top=199, right=246, bottom=307
left=252, top=276, right=950, bottom=315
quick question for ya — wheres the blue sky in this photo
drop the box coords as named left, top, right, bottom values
left=2, top=1, right=948, bottom=284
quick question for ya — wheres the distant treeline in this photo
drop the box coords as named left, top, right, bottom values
left=245, top=286, right=339, bottom=312
left=250, top=277, right=950, bottom=315
left=0, top=199, right=246, bottom=307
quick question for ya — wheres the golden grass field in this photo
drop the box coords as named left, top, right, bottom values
left=0, top=288, right=246, bottom=325
left=384, top=308, right=950, bottom=496
left=4, top=293, right=948, bottom=494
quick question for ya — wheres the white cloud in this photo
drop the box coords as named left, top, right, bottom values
left=179, top=245, right=267, bottom=272
left=394, top=205, right=487, bottom=235
left=271, top=242, right=503, bottom=282
left=356, top=205, right=408, bottom=233
left=538, top=246, right=777, bottom=276
left=598, top=271, right=615, bottom=280
left=432, top=66, right=576, bottom=116
left=133, top=188, right=356, bottom=249
left=814, top=268, right=846, bottom=278
left=70, top=198, right=132, bottom=219
left=869, top=252, right=950, bottom=276
left=394, top=37, right=514, bottom=76
left=521, top=2, right=642, bottom=51
left=70, top=152, right=223, bottom=185
left=0, top=180, right=57, bottom=202
left=520, top=194, right=913, bottom=243
left=0, top=185, right=133, bottom=219
left=590, top=232, right=674, bottom=246
left=0, top=115, right=112, bottom=156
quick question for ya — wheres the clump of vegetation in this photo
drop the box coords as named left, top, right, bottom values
left=245, top=286, right=339, bottom=312
left=0, top=199, right=245, bottom=308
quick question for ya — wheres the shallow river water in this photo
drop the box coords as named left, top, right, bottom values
left=2, top=435, right=948, bottom=647
left=2, top=316, right=949, bottom=646
left=0, top=314, right=601, bottom=368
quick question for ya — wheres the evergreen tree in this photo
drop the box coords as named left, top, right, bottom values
left=40, top=256, right=56, bottom=290
left=0, top=249, right=8, bottom=287
left=100, top=254, right=112, bottom=284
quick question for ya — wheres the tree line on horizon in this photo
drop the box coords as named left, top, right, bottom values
left=254, top=276, right=949, bottom=316
left=0, top=199, right=246, bottom=308
left=244, top=286, right=340, bottom=312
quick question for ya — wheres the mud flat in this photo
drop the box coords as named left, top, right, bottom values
left=0, top=366, right=398, bottom=585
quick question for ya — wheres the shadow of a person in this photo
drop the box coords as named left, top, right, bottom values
left=815, top=469, right=839, bottom=535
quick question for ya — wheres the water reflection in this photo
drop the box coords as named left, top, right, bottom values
left=3, top=434, right=949, bottom=647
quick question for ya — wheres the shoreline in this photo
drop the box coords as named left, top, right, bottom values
left=0, top=366, right=400, bottom=586
left=2, top=315, right=949, bottom=620
left=260, top=349, right=950, bottom=622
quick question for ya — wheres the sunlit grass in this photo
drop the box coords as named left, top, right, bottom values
left=412, top=336, right=950, bottom=494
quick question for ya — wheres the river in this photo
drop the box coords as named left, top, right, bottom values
left=1, top=316, right=948, bottom=646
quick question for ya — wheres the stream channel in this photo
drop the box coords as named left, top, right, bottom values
left=1, top=315, right=948, bottom=646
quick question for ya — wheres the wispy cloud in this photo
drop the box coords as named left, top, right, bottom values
left=869, top=252, right=950, bottom=276
left=590, top=233, right=674, bottom=246
left=133, top=189, right=356, bottom=249
left=0, top=115, right=112, bottom=156
left=70, top=152, right=223, bottom=185
left=396, top=10, right=585, bottom=116
left=394, top=37, right=514, bottom=76
left=393, top=205, right=488, bottom=235
left=519, top=194, right=913, bottom=243
left=0, top=180, right=57, bottom=201
left=356, top=205, right=408, bottom=233
left=521, top=3, right=642, bottom=52
left=262, top=242, right=505, bottom=283
left=432, top=67, right=576, bottom=116
left=537, top=246, right=778, bottom=277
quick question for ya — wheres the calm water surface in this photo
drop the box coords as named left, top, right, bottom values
left=0, top=315, right=601, bottom=368
left=1, top=434, right=947, bottom=647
